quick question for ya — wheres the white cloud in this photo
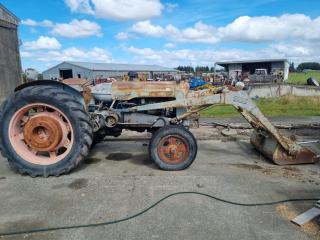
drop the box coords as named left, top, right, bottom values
left=125, top=46, right=254, bottom=66
left=22, top=18, right=102, bottom=39
left=219, top=14, right=320, bottom=42
left=124, top=42, right=320, bottom=67
left=21, top=19, right=54, bottom=27
left=23, top=36, right=61, bottom=50
left=123, top=14, right=320, bottom=44
left=270, top=43, right=311, bottom=57
left=129, top=20, right=219, bottom=43
left=131, top=20, right=166, bottom=37
left=20, top=51, right=34, bottom=57
left=64, top=0, right=164, bottom=21
left=51, top=19, right=102, bottom=38
left=164, top=43, right=176, bottom=48
left=64, top=0, right=94, bottom=14
left=22, top=47, right=113, bottom=63
left=165, top=3, right=178, bottom=12
left=179, top=21, right=219, bottom=43
left=115, top=32, right=130, bottom=40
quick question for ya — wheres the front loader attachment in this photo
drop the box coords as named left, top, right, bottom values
left=128, top=87, right=318, bottom=165
left=250, top=130, right=317, bottom=165
left=232, top=93, right=318, bottom=165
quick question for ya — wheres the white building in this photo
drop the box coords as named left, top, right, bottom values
left=215, top=59, right=290, bottom=82
left=42, top=61, right=178, bottom=80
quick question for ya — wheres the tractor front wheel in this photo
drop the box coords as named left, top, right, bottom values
left=0, top=85, right=93, bottom=177
left=149, top=125, right=197, bottom=170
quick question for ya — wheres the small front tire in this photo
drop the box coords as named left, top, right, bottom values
left=149, top=125, right=197, bottom=171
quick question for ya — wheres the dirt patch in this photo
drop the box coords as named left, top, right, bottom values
left=261, top=169, right=273, bottom=176
left=309, top=170, right=319, bottom=176
left=68, top=178, right=88, bottom=190
left=231, top=163, right=264, bottom=170
left=106, top=153, right=133, bottom=161
left=282, top=166, right=301, bottom=173
left=84, top=157, right=101, bottom=164
left=1, top=218, right=46, bottom=234
left=230, top=163, right=320, bottom=185
left=276, top=204, right=320, bottom=238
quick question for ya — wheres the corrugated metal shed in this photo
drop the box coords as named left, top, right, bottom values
left=215, top=59, right=288, bottom=67
left=0, top=3, right=20, bottom=26
left=215, top=59, right=290, bottom=81
left=0, top=4, right=21, bottom=101
left=44, top=61, right=178, bottom=73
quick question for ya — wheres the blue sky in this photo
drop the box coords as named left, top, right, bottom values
left=2, top=0, right=320, bottom=71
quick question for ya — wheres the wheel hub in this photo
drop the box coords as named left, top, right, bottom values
left=158, top=135, right=189, bottom=164
left=23, top=115, right=63, bottom=152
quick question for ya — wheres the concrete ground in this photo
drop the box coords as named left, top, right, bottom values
left=0, top=118, right=319, bottom=240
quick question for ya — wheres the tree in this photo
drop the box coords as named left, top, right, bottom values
left=176, top=66, right=194, bottom=73
left=297, top=62, right=320, bottom=72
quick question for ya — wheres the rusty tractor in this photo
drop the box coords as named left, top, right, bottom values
left=0, top=79, right=317, bottom=177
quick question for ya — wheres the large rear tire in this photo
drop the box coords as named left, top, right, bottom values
left=149, top=125, right=197, bottom=170
left=0, top=85, right=93, bottom=177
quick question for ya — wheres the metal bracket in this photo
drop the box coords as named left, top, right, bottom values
left=291, top=201, right=320, bottom=226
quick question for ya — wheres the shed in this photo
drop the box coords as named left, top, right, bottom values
left=0, top=3, right=22, bottom=101
left=42, top=61, right=179, bottom=80
left=215, top=59, right=289, bottom=82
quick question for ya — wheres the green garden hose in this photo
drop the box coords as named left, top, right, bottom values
left=0, top=191, right=318, bottom=237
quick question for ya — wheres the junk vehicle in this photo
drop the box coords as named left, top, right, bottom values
left=0, top=79, right=317, bottom=177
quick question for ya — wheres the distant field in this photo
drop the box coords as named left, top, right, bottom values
left=201, top=95, right=320, bottom=117
left=287, top=71, right=320, bottom=85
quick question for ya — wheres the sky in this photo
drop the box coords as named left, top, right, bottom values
left=2, top=0, right=320, bottom=72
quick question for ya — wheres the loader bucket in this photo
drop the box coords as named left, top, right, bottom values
left=250, top=131, right=317, bottom=165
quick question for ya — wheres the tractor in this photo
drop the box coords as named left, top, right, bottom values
left=0, top=79, right=317, bottom=177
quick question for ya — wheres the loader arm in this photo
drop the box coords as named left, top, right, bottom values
left=128, top=89, right=317, bottom=165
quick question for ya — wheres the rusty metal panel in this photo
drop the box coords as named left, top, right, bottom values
left=111, top=81, right=189, bottom=100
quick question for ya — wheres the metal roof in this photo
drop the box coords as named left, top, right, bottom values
left=44, top=61, right=178, bottom=73
left=0, top=3, right=20, bottom=25
left=215, top=59, right=289, bottom=66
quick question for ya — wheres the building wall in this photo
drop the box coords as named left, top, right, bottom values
left=227, top=64, right=242, bottom=80
left=271, top=61, right=289, bottom=81
left=43, top=63, right=132, bottom=80
left=92, top=70, right=128, bottom=79
left=0, top=20, right=21, bottom=101
left=0, top=5, right=19, bottom=25
left=43, top=62, right=92, bottom=80
left=43, top=63, right=177, bottom=80
left=283, top=61, right=289, bottom=81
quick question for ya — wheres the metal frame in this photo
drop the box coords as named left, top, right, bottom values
left=124, top=88, right=317, bottom=165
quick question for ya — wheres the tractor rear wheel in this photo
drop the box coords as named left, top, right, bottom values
left=149, top=125, right=197, bottom=170
left=0, top=85, right=93, bottom=177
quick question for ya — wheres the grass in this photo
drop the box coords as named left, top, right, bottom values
left=287, top=71, right=320, bottom=85
left=201, top=95, right=320, bottom=117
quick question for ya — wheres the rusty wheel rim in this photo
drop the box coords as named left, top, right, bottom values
left=157, top=135, right=189, bottom=164
left=8, top=103, right=74, bottom=165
